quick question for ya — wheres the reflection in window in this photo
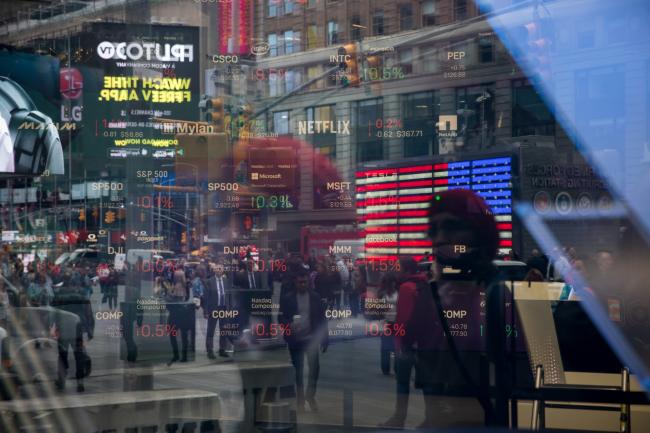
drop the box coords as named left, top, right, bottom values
left=512, top=80, right=554, bottom=137
left=327, top=21, right=339, bottom=46
left=284, top=0, right=294, bottom=14
left=576, top=66, right=626, bottom=150
left=285, top=30, right=301, bottom=54
left=400, top=5, right=413, bottom=31
left=307, top=24, right=319, bottom=49
left=268, top=33, right=278, bottom=56
left=455, top=0, right=468, bottom=22
left=307, top=65, right=323, bottom=90
left=422, top=0, right=436, bottom=27
left=372, top=11, right=384, bottom=36
left=422, top=46, right=440, bottom=73
left=357, top=98, right=384, bottom=162
left=273, top=111, right=291, bottom=135
left=268, top=0, right=278, bottom=17
left=351, top=15, right=363, bottom=41
left=306, top=105, right=337, bottom=156
left=456, top=84, right=495, bottom=149
left=403, top=91, right=439, bottom=157
left=399, top=49, right=414, bottom=76
left=285, top=69, right=302, bottom=92
left=478, top=35, right=494, bottom=63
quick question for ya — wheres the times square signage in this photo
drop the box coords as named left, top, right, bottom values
left=97, top=41, right=194, bottom=63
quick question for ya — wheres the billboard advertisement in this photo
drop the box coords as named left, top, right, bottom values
left=0, top=49, right=64, bottom=175
left=76, top=23, right=200, bottom=160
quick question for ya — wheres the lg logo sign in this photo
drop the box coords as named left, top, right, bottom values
left=97, top=41, right=194, bottom=62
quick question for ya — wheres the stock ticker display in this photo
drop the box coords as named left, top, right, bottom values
left=0, top=1, right=648, bottom=432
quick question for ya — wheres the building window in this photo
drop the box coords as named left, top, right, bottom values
left=284, top=0, right=294, bottom=14
left=285, top=68, right=302, bottom=92
left=284, top=30, right=300, bottom=54
left=273, top=111, right=290, bottom=135
left=576, top=66, right=626, bottom=150
left=307, top=25, right=319, bottom=49
left=372, top=11, right=384, bottom=36
left=478, top=35, right=494, bottom=63
left=455, top=0, right=468, bottom=22
left=512, top=80, right=554, bottom=137
left=351, top=16, right=363, bottom=41
left=306, top=105, right=337, bottom=156
left=268, top=70, right=283, bottom=96
left=307, top=65, right=323, bottom=90
left=456, top=84, right=495, bottom=149
left=268, top=0, right=278, bottom=17
left=422, top=46, right=440, bottom=72
left=327, top=21, right=339, bottom=46
left=399, top=5, right=413, bottom=31
left=308, top=0, right=317, bottom=7
left=357, top=99, right=384, bottom=162
left=399, top=49, right=414, bottom=76
left=268, top=33, right=278, bottom=56
left=477, top=0, right=492, bottom=15
left=422, top=1, right=436, bottom=26
left=402, top=91, right=439, bottom=157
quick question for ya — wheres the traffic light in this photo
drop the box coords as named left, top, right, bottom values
left=340, top=43, right=359, bottom=87
left=181, top=231, right=187, bottom=244
left=512, top=16, right=553, bottom=81
left=78, top=209, right=85, bottom=221
left=104, top=210, right=116, bottom=224
left=91, top=207, right=99, bottom=219
left=201, top=97, right=225, bottom=132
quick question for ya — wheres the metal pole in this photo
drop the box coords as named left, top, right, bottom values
left=67, top=33, right=72, bottom=251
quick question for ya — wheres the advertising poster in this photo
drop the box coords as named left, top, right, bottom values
left=76, top=23, right=199, bottom=161
left=0, top=49, right=64, bottom=175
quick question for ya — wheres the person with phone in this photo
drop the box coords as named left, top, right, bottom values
left=279, top=269, right=329, bottom=412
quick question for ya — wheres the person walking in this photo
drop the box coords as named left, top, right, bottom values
left=377, top=272, right=399, bottom=375
left=280, top=269, right=328, bottom=412
left=203, top=263, right=232, bottom=359
left=52, top=278, right=94, bottom=392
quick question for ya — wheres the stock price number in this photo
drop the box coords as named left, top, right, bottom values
left=136, top=195, right=174, bottom=209
left=366, top=259, right=401, bottom=272
left=254, top=323, right=291, bottom=338
left=250, top=195, right=293, bottom=209
left=135, top=324, right=178, bottom=337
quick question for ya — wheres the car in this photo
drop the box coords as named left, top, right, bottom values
left=54, top=248, right=102, bottom=268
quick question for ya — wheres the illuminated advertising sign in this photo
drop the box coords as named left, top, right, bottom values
left=356, top=156, right=514, bottom=260
left=356, top=164, right=433, bottom=261
left=77, top=23, right=199, bottom=159
left=0, top=50, right=65, bottom=175
left=218, top=0, right=251, bottom=55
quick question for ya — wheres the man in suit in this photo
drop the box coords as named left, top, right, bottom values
left=234, top=260, right=262, bottom=330
left=203, top=262, right=231, bottom=359
left=280, top=269, right=328, bottom=412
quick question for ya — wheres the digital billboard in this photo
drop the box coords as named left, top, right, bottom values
left=0, top=50, right=64, bottom=175
left=356, top=156, right=514, bottom=261
left=76, top=23, right=199, bottom=160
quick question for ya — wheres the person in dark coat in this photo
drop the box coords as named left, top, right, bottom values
left=280, top=269, right=329, bottom=412
left=203, top=262, right=233, bottom=358
left=526, top=248, right=548, bottom=278
left=51, top=279, right=94, bottom=392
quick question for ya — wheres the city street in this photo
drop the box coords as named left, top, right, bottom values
left=34, top=287, right=484, bottom=431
